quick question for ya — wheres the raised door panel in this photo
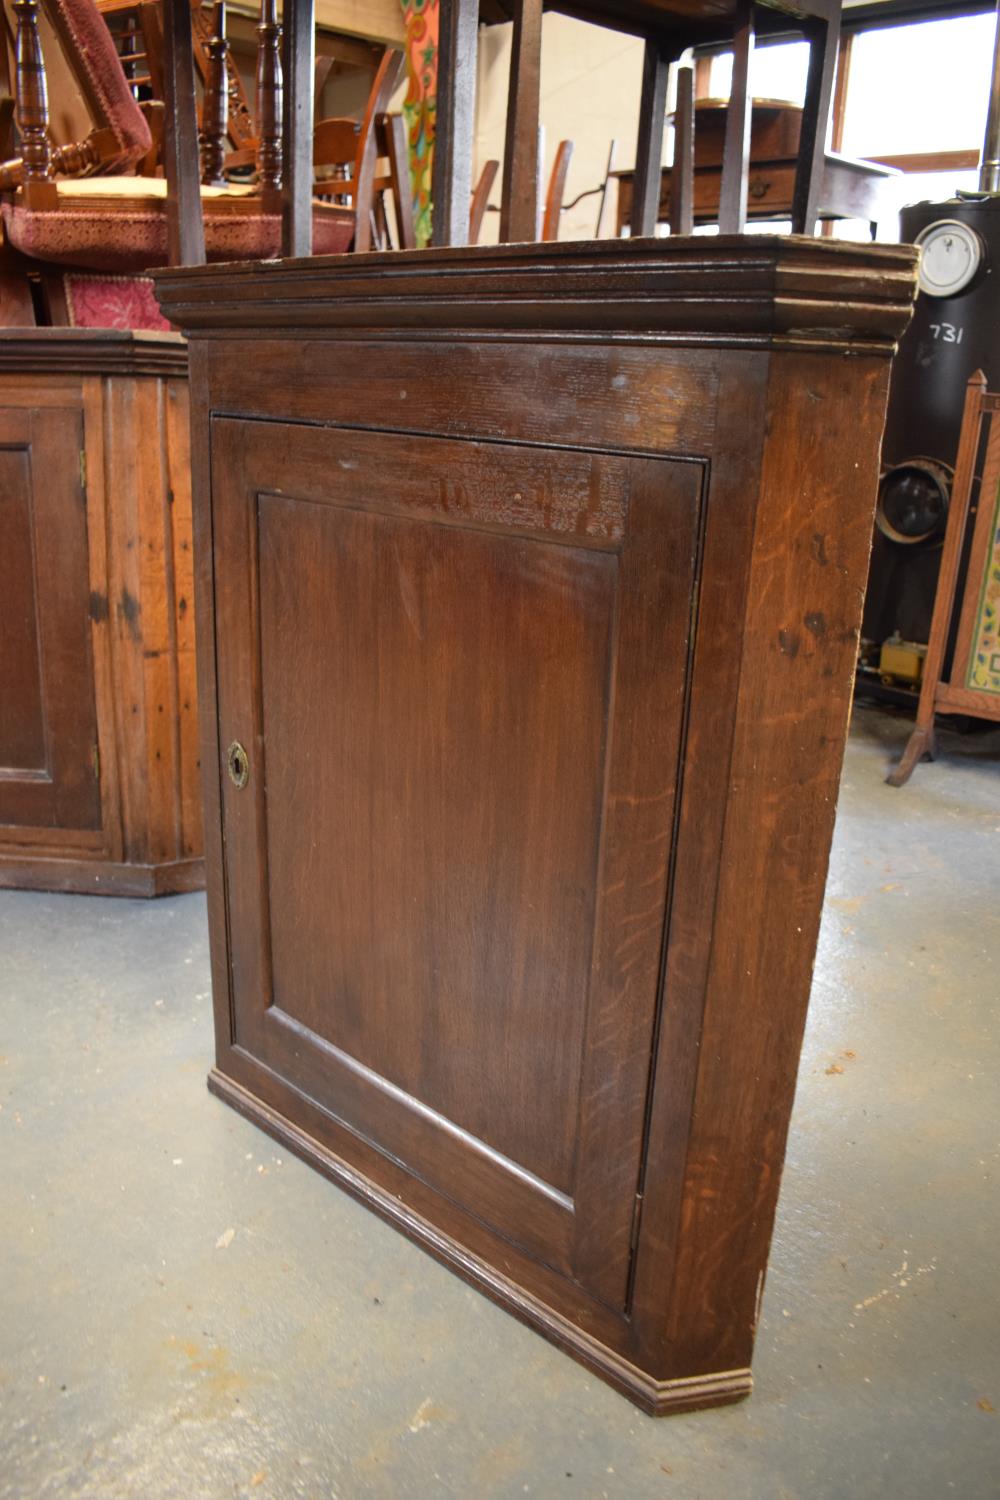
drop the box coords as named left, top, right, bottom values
left=0, top=407, right=100, bottom=832
left=211, top=418, right=702, bottom=1311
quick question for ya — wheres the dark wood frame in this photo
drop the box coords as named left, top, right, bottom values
left=888, top=371, right=1000, bottom=785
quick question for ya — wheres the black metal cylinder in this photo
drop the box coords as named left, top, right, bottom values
left=864, top=194, right=1000, bottom=646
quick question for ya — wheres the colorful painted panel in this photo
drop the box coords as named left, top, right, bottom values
left=967, top=473, right=1000, bottom=694
left=400, top=0, right=439, bottom=248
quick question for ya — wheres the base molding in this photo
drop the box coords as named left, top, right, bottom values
left=207, top=1066, right=753, bottom=1417
left=0, top=854, right=205, bottom=898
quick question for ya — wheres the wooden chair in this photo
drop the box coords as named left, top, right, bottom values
left=469, top=156, right=498, bottom=243
left=310, top=47, right=414, bottom=252
left=432, top=0, right=843, bottom=246
left=467, top=141, right=572, bottom=246
left=540, top=136, right=572, bottom=241
left=0, top=0, right=406, bottom=276
left=888, top=372, right=1000, bottom=786
left=96, top=0, right=256, bottom=171
left=134, top=2, right=410, bottom=244
left=0, top=0, right=154, bottom=195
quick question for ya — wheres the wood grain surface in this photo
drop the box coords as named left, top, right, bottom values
left=159, top=237, right=916, bottom=1412
left=0, top=336, right=203, bottom=896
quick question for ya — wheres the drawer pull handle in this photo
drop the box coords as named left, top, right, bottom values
left=227, top=740, right=249, bottom=789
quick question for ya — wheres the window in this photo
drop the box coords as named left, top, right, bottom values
left=840, top=13, right=995, bottom=159
left=707, top=39, right=811, bottom=105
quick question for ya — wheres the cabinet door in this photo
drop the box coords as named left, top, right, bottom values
left=212, top=418, right=702, bottom=1309
left=0, top=407, right=100, bottom=832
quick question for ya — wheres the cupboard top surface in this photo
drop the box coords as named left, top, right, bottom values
left=153, top=235, right=916, bottom=351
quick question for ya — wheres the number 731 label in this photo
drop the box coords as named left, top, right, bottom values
left=929, top=323, right=964, bottom=343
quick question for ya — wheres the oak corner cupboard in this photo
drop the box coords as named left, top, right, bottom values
left=154, top=236, right=916, bottom=1415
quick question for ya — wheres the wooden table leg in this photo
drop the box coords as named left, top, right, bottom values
left=431, top=0, right=478, bottom=248
left=792, top=6, right=841, bottom=236
left=670, top=64, right=694, bottom=236
left=162, top=0, right=206, bottom=265
left=282, top=0, right=315, bottom=258
left=718, top=0, right=753, bottom=235
left=499, top=0, right=544, bottom=243
left=630, top=37, right=671, bottom=239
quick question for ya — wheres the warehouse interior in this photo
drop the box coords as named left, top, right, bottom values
left=1, top=0, right=999, bottom=1495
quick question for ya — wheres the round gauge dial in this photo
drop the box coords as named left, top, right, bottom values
left=914, top=219, right=985, bottom=298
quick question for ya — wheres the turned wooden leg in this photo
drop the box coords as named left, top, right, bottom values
left=256, top=0, right=283, bottom=213
left=13, top=0, right=57, bottom=210
left=886, top=724, right=937, bottom=787
left=200, top=0, right=229, bottom=187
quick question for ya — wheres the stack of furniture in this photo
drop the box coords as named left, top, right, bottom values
left=612, top=95, right=898, bottom=237
left=0, top=0, right=417, bottom=895
left=0, top=0, right=413, bottom=298
left=152, top=0, right=917, bottom=1414
left=439, top=0, right=845, bottom=244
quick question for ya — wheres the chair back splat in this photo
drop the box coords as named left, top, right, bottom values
left=311, top=47, right=408, bottom=253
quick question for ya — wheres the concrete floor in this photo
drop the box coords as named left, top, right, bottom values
left=1, top=703, right=998, bottom=1500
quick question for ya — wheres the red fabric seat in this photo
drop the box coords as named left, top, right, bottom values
left=3, top=178, right=354, bottom=271
left=2, top=0, right=353, bottom=277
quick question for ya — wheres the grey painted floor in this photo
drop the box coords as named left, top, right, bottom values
left=1, top=704, right=998, bottom=1500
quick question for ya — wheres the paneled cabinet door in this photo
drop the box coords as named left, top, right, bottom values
left=211, top=417, right=703, bottom=1309
left=0, top=406, right=100, bottom=832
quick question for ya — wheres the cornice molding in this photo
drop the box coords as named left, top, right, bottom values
left=0, top=328, right=188, bottom=377
left=153, top=235, right=917, bottom=354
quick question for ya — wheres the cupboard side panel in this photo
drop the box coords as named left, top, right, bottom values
left=628, top=351, right=768, bottom=1372
left=659, top=350, right=892, bottom=1375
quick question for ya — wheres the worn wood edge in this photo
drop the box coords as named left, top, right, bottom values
left=0, top=854, right=204, bottom=896
left=0, top=330, right=188, bottom=377
left=206, top=1066, right=753, bottom=1416
left=152, top=236, right=916, bottom=351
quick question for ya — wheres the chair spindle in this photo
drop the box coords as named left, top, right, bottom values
left=13, top=0, right=56, bottom=208
left=256, top=0, right=283, bottom=209
left=200, top=0, right=228, bottom=186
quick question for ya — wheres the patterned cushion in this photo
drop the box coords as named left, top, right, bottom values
left=65, top=272, right=170, bottom=331
left=2, top=192, right=355, bottom=270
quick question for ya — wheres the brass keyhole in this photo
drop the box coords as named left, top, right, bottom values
left=227, top=740, right=249, bottom=789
